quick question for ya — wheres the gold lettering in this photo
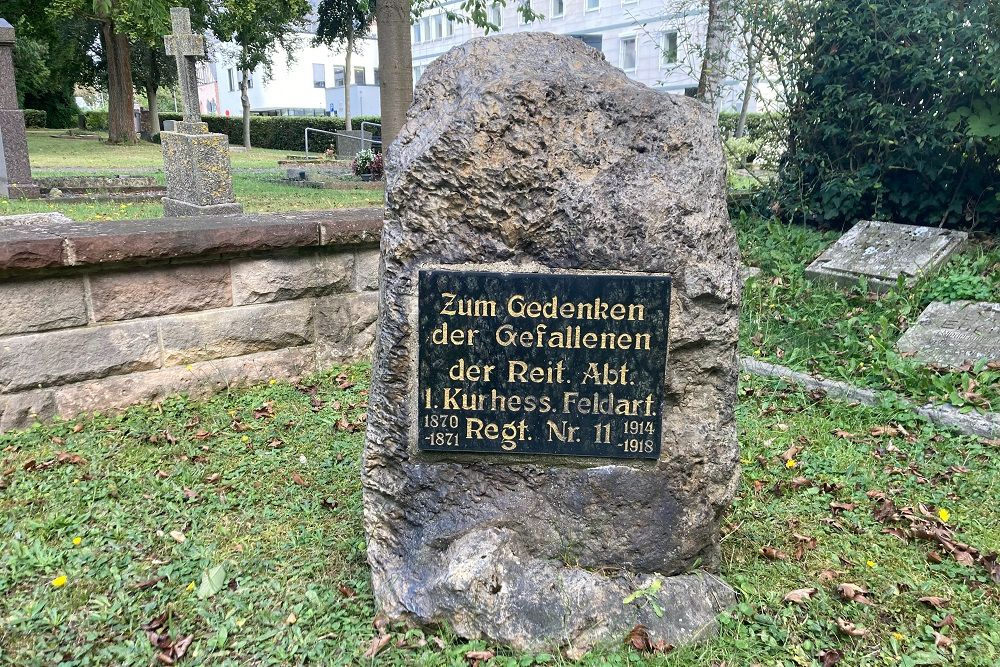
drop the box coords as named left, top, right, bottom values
left=490, top=388, right=506, bottom=411
left=581, top=362, right=630, bottom=385
left=466, top=416, right=485, bottom=438
left=561, top=391, right=658, bottom=416
left=440, top=292, right=458, bottom=316
left=593, top=298, right=608, bottom=320
left=495, top=324, right=514, bottom=346
left=502, top=295, right=649, bottom=321
left=431, top=321, right=479, bottom=346
left=449, top=359, right=494, bottom=382
left=494, top=324, right=652, bottom=350
left=506, top=295, right=525, bottom=317
left=546, top=420, right=579, bottom=443
left=442, top=388, right=489, bottom=411
left=443, top=388, right=461, bottom=410
left=441, top=292, right=496, bottom=317
left=508, top=360, right=566, bottom=384
left=466, top=417, right=529, bottom=451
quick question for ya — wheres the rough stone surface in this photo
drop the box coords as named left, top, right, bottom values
left=0, top=209, right=380, bottom=272
left=36, top=175, right=159, bottom=190
left=365, top=33, right=739, bottom=655
left=52, top=346, right=314, bottom=421
left=318, top=209, right=383, bottom=246
left=315, top=292, right=378, bottom=363
left=0, top=347, right=314, bottom=431
left=0, top=20, right=39, bottom=198
left=0, top=388, right=56, bottom=432
left=160, top=129, right=242, bottom=216
left=44, top=192, right=166, bottom=205
left=231, top=252, right=353, bottom=305
left=0, top=208, right=383, bottom=431
left=159, top=300, right=314, bottom=366
left=0, top=224, right=63, bottom=271
left=426, top=527, right=733, bottom=659
left=0, top=212, right=73, bottom=226
left=354, top=249, right=381, bottom=291
left=740, top=357, right=1000, bottom=439
left=0, top=277, right=87, bottom=335
left=896, top=301, right=1000, bottom=367
left=162, top=198, right=244, bottom=217
left=89, top=263, right=232, bottom=321
left=0, top=128, right=7, bottom=198
left=0, top=114, right=39, bottom=199
left=0, top=321, right=160, bottom=392
left=65, top=214, right=319, bottom=266
left=0, top=21, right=18, bottom=107
left=163, top=8, right=205, bottom=126
left=805, top=220, right=966, bottom=293
left=740, top=265, right=761, bottom=282
left=335, top=129, right=374, bottom=158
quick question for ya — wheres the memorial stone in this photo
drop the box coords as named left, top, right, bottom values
left=0, top=18, right=40, bottom=199
left=139, top=108, right=151, bottom=140
left=740, top=265, right=761, bottom=282
left=160, top=8, right=242, bottom=217
left=364, top=34, right=739, bottom=656
left=0, top=212, right=73, bottom=226
left=0, top=126, right=7, bottom=198
left=335, top=130, right=373, bottom=158
left=805, top=220, right=966, bottom=293
left=896, top=300, right=1000, bottom=367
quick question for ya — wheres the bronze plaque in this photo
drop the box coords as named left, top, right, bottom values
left=417, top=269, right=671, bottom=459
